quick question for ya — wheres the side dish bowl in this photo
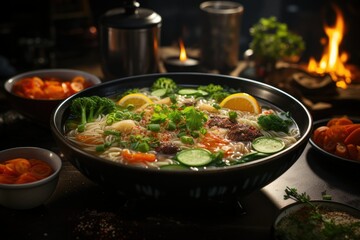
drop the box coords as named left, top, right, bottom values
left=273, top=200, right=360, bottom=240
left=0, top=147, right=62, bottom=209
left=309, top=117, right=360, bottom=165
left=3, top=68, right=102, bottom=127
left=50, top=73, right=312, bottom=200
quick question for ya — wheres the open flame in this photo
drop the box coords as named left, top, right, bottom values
left=307, top=5, right=351, bottom=89
left=178, top=39, right=188, bottom=62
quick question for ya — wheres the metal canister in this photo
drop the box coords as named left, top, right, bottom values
left=99, top=1, right=161, bottom=80
left=200, top=1, right=243, bottom=74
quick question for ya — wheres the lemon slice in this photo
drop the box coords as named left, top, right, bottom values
left=219, top=93, right=261, bottom=114
left=117, top=93, right=153, bottom=109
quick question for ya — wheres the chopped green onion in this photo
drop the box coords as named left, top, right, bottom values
left=177, top=131, right=187, bottom=138
left=95, top=142, right=112, bottom=152
left=191, top=131, right=200, bottom=138
left=166, top=121, right=177, bottom=131
left=148, top=123, right=160, bottom=132
left=136, top=142, right=150, bottom=153
left=180, top=136, right=194, bottom=145
left=229, top=111, right=237, bottom=121
left=169, top=94, right=177, bottom=103
left=104, top=130, right=120, bottom=136
left=212, top=103, right=221, bottom=110
left=199, top=127, right=207, bottom=135
left=96, top=145, right=106, bottom=152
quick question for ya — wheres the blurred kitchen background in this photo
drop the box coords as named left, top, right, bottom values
left=1, top=0, right=360, bottom=79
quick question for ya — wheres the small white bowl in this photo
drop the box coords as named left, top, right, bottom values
left=0, top=147, right=62, bottom=209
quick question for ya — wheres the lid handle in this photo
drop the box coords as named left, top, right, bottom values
left=124, top=0, right=140, bottom=15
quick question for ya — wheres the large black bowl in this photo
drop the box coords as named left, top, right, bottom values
left=50, top=73, right=312, bottom=200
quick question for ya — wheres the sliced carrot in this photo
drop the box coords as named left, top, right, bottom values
left=24, top=85, right=45, bottom=99
left=15, top=173, right=39, bottom=184
left=72, top=76, right=85, bottom=84
left=0, top=158, right=54, bottom=184
left=61, top=82, right=70, bottom=96
left=29, top=163, right=53, bottom=179
left=44, top=84, right=66, bottom=99
left=31, top=77, right=45, bottom=87
left=11, top=76, right=90, bottom=100
left=6, top=158, right=31, bottom=175
left=0, top=165, right=5, bottom=174
left=2, top=163, right=17, bottom=176
left=327, top=125, right=350, bottom=143
left=121, top=149, right=156, bottom=162
left=347, top=144, right=358, bottom=160
left=201, top=133, right=229, bottom=149
left=313, top=117, right=360, bottom=161
left=334, top=143, right=349, bottom=159
left=323, top=135, right=337, bottom=153
left=327, top=117, right=353, bottom=127
left=70, top=81, right=84, bottom=93
left=0, top=174, right=17, bottom=184
left=344, top=128, right=360, bottom=146
left=343, top=124, right=360, bottom=136
left=312, top=126, right=329, bottom=147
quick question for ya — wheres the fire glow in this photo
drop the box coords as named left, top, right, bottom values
left=179, top=39, right=188, bottom=62
left=307, top=5, right=351, bottom=89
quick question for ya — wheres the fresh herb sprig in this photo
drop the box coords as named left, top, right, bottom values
left=284, top=186, right=311, bottom=202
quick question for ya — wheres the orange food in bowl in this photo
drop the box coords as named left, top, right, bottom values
left=312, top=116, right=360, bottom=161
left=0, top=158, right=54, bottom=184
left=11, top=76, right=92, bottom=100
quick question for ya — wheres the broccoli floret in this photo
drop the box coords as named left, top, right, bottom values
left=211, top=91, right=230, bottom=102
left=257, top=113, right=293, bottom=133
left=90, top=96, right=116, bottom=117
left=197, top=84, right=224, bottom=94
left=69, top=96, right=116, bottom=132
left=151, top=77, right=177, bottom=92
left=70, top=97, right=96, bottom=132
left=197, top=84, right=232, bottom=102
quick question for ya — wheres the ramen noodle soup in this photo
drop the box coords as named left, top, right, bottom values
left=65, top=78, right=300, bottom=170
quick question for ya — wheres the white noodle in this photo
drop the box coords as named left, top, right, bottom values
left=65, top=88, right=301, bottom=169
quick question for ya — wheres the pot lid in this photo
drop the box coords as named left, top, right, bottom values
left=100, top=1, right=161, bottom=29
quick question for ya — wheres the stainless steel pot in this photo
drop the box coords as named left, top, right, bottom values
left=99, top=1, right=161, bottom=80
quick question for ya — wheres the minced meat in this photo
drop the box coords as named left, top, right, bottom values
left=226, top=124, right=263, bottom=142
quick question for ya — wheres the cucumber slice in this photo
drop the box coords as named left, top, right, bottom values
left=197, top=90, right=209, bottom=96
left=252, top=137, right=285, bottom=154
left=176, top=149, right=213, bottom=166
left=151, top=89, right=167, bottom=97
left=178, top=89, right=199, bottom=95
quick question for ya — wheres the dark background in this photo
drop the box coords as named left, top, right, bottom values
left=1, top=0, right=360, bottom=78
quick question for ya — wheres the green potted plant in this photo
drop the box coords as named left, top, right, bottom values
left=249, top=16, right=305, bottom=78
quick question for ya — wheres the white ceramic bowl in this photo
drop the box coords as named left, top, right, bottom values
left=0, top=147, right=62, bottom=209
left=2, top=68, right=102, bottom=126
